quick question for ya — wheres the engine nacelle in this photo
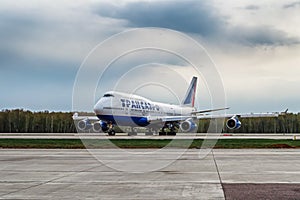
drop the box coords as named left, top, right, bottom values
left=78, top=119, right=92, bottom=131
left=92, top=121, right=109, bottom=132
left=179, top=119, right=197, bottom=133
left=93, top=122, right=102, bottom=132
left=226, top=116, right=241, bottom=130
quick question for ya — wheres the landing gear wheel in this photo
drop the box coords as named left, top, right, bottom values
left=159, top=126, right=167, bottom=136
left=108, top=130, right=116, bottom=136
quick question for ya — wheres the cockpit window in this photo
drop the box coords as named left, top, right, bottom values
left=103, top=94, right=114, bottom=97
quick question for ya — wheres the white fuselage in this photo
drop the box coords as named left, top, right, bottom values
left=93, top=91, right=195, bottom=126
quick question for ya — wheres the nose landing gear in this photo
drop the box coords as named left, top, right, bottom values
left=107, top=121, right=115, bottom=136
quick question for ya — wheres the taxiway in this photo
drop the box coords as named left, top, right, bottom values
left=0, top=149, right=300, bottom=199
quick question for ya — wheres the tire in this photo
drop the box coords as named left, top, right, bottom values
left=108, top=130, right=116, bottom=136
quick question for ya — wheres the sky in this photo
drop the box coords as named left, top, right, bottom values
left=0, top=0, right=299, bottom=113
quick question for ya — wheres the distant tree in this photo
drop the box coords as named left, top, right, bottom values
left=0, top=109, right=299, bottom=133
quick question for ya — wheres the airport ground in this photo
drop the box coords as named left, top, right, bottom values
left=1, top=132, right=300, bottom=139
left=1, top=133, right=300, bottom=199
left=0, top=148, right=300, bottom=199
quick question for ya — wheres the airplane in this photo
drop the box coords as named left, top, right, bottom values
left=72, top=77, right=282, bottom=136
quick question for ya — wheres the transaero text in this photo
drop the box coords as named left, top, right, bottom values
left=120, top=99, right=160, bottom=111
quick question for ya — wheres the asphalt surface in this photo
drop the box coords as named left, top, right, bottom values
left=0, top=133, right=299, bottom=139
left=0, top=149, right=300, bottom=199
left=223, top=183, right=300, bottom=200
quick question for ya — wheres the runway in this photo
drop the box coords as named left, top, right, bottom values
left=0, top=132, right=299, bottom=139
left=0, top=149, right=300, bottom=199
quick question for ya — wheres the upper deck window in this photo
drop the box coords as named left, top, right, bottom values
left=103, top=94, right=114, bottom=97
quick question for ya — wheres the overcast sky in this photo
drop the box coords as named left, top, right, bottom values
left=0, top=0, right=299, bottom=113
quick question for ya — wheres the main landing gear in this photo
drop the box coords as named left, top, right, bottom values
left=108, top=129, right=116, bottom=136
left=159, top=122, right=178, bottom=136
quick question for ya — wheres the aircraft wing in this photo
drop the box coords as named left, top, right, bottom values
left=147, top=115, right=192, bottom=123
left=72, top=113, right=99, bottom=121
left=196, top=112, right=279, bottom=119
left=191, top=107, right=230, bottom=114
left=148, top=112, right=280, bottom=123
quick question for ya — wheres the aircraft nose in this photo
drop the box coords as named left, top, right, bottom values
left=93, top=99, right=104, bottom=115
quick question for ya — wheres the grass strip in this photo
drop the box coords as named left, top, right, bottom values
left=0, top=139, right=300, bottom=149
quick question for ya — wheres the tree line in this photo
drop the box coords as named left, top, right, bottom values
left=0, top=109, right=299, bottom=133
left=198, top=114, right=300, bottom=133
left=0, top=109, right=76, bottom=133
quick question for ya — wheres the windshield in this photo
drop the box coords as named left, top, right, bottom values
left=103, top=94, right=114, bottom=97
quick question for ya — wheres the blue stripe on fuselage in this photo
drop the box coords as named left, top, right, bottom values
left=96, top=115, right=149, bottom=127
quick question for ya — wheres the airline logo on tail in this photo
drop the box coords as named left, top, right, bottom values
left=182, top=77, right=197, bottom=107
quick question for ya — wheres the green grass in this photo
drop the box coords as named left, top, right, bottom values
left=0, top=139, right=85, bottom=149
left=215, top=139, right=300, bottom=148
left=0, top=139, right=300, bottom=149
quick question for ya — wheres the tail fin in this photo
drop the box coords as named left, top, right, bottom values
left=182, top=77, right=197, bottom=107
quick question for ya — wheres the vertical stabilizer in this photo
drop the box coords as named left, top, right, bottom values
left=182, top=77, right=197, bottom=107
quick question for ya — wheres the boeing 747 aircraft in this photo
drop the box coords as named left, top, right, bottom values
left=73, top=77, right=281, bottom=135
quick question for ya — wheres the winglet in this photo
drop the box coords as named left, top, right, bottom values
left=182, top=77, right=197, bottom=107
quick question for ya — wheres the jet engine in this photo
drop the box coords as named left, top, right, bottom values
left=93, top=122, right=102, bottom=132
left=77, top=119, right=92, bottom=131
left=179, top=119, right=197, bottom=133
left=226, top=116, right=241, bottom=130
left=93, top=121, right=109, bottom=132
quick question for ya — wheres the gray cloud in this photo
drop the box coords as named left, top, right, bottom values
left=244, top=5, right=260, bottom=10
left=230, top=26, right=300, bottom=46
left=283, top=1, right=300, bottom=8
left=0, top=11, right=40, bottom=38
left=0, top=1, right=299, bottom=112
left=94, top=1, right=299, bottom=47
left=0, top=8, right=126, bottom=67
left=0, top=9, right=84, bottom=110
left=94, top=1, right=225, bottom=37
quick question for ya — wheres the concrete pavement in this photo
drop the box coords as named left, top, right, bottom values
left=0, top=149, right=300, bottom=199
